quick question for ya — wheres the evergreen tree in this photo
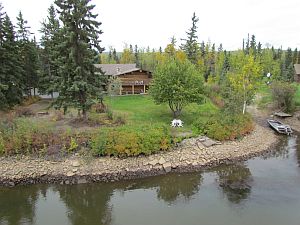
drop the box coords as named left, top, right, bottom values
left=0, top=4, right=8, bottom=107
left=257, top=42, right=262, bottom=56
left=108, top=48, right=112, bottom=62
left=180, top=12, right=200, bottom=64
left=39, top=4, right=61, bottom=97
left=293, top=48, right=298, bottom=64
left=250, top=34, right=256, bottom=53
left=245, top=34, right=250, bottom=55
left=54, top=0, right=105, bottom=118
left=134, top=44, right=139, bottom=66
left=200, top=41, right=205, bottom=57
left=1, top=14, right=24, bottom=106
left=282, top=48, right=294, bottom=81
left=112, top=48, right=119, bottom=63
left=159, top=46, right=162, bottom=54
left=218, top=43, right=223, bottom=53
left=16, top=11, right=39, bottom=96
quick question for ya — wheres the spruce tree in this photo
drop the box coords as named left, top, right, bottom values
left=112, top=48, right=119, bottom=63
left=16, top=11, right=39, bottom=96
left=180, top=12, right=200, bottom=64
left=39, top=4, right=61, bottom=97
left=293, top=48, right=298, bottom=64
left=0, top=4, right=7, bottom=107
left=250, top=34, right=256, bottom=53
left=1, top=15, right=24, bottom=106
left=54, top=0, right=105, bottom=118
left=134, top=44, right=139, bottom=66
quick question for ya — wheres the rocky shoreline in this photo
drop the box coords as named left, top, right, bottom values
left=0, top=124, right=279, bottom=187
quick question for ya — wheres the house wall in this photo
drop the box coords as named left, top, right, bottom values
left=118, top=70, right=152, bottom=95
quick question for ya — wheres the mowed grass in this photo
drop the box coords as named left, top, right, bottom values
left=106, top=95, right=218, bottom=130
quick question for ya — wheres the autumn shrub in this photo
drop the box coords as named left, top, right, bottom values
left=193, top=113, right=254, bottom=141
left=0, top=118, right=90, bottom=155
left=90, top=125, right=172, bottom=157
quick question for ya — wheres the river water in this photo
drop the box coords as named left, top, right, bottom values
left=1, top=135, right=300, bottom=225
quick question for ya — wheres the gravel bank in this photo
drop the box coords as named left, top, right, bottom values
left=0, top=124, right=278, bottom=187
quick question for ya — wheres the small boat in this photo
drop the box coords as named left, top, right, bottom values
left=267, top=119, right=292, bottom=135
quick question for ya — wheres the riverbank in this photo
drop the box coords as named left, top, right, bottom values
left=0, top=124, right=279, bottom=187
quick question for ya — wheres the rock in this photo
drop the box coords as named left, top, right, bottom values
left=72, top=168, right=78, bottom=172
left=72, top=161, right=80, bottom=167
left=8, top=182, right=15, bottom=187
left=158, top=157, right=166, bottom=165
left=65, top=180, right=70, bottom=185
left=163, top=162, right=172, bottom=173
left=149, top=159, right=158, bottom=166
left=202, top=139, right=217, bottom=147
left=120, top=171, right=126, bottom=176
left=78, top=178, right=87, bottom=184
left=67, top=171, right=75, bottom=177
left=192, top=162, right=198, bottom=166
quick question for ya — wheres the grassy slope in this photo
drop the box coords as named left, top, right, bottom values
left=106, top=95, right=218, bottom=131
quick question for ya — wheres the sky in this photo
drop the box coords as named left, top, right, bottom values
left=1, top=0, right=300, bottom=51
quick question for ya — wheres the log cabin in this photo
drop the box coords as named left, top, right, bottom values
left=94, top=64, right=152, bottom=95
left=294, top=64, right=300, bottom=82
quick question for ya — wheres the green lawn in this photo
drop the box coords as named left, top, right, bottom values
left=106, top=95, right=218, bottom=131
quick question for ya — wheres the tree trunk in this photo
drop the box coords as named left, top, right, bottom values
left=82, top=108, right=87, bottom=120
left=172, top=110, right=181, bottom=118
left=242, top=100, right=246, bottom=114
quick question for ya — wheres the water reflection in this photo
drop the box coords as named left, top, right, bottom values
left=215, top=163, right=253, bottom=204
left=294, top=134, right=300, bottom=167
left=117, top=173, right=203, bottom=204
left=54, top=185, right=114, bottom=225
left=0, top=185, right=46, bottom=225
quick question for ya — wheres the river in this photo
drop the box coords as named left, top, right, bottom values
left=1, top=135, right=300, bottom=225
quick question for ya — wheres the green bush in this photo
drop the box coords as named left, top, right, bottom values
left=271, top=81, right=296, bottom=113
left=193, top=113, right=254, bottom=141
left=90, top=125, right=172, bottom=157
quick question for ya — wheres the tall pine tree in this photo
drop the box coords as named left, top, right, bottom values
left=180, top=12, right=200, bottom=64
left=54, top=0, right=105, bottom=118
left=39, top=4, right=61, bottom=97
left=1, top=15, right=24, bottom=107
left=16, top=11, right=39, bottom=96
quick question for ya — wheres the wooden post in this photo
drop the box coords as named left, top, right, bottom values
left=132, top=85, right=134, bottom=94
left=143, top=85, right=146, bottom=93
left=119, top=86, right=122, bottom=95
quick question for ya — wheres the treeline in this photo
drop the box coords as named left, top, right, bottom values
left=0, top=5, right=39, bottom=109
left=1, top=4, right=299, bottom=113
left=0, top=0, right=105, bottom=117
left=102, top=13, right=300, bottom=84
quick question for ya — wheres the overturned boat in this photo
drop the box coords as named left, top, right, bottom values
left=267, top=119, right=292, bottom=135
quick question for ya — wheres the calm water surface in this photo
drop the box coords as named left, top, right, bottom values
left=1, top=135, right=300, bottom=225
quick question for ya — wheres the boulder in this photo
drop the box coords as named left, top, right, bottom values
left=158, top=157, right=166, bottom=165
left=72, top=161, right=80, bottom=167
left=163, top=162, right=172, bottom=173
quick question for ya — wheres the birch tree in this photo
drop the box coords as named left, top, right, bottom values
left=228, top=51, right=261, bottom=114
